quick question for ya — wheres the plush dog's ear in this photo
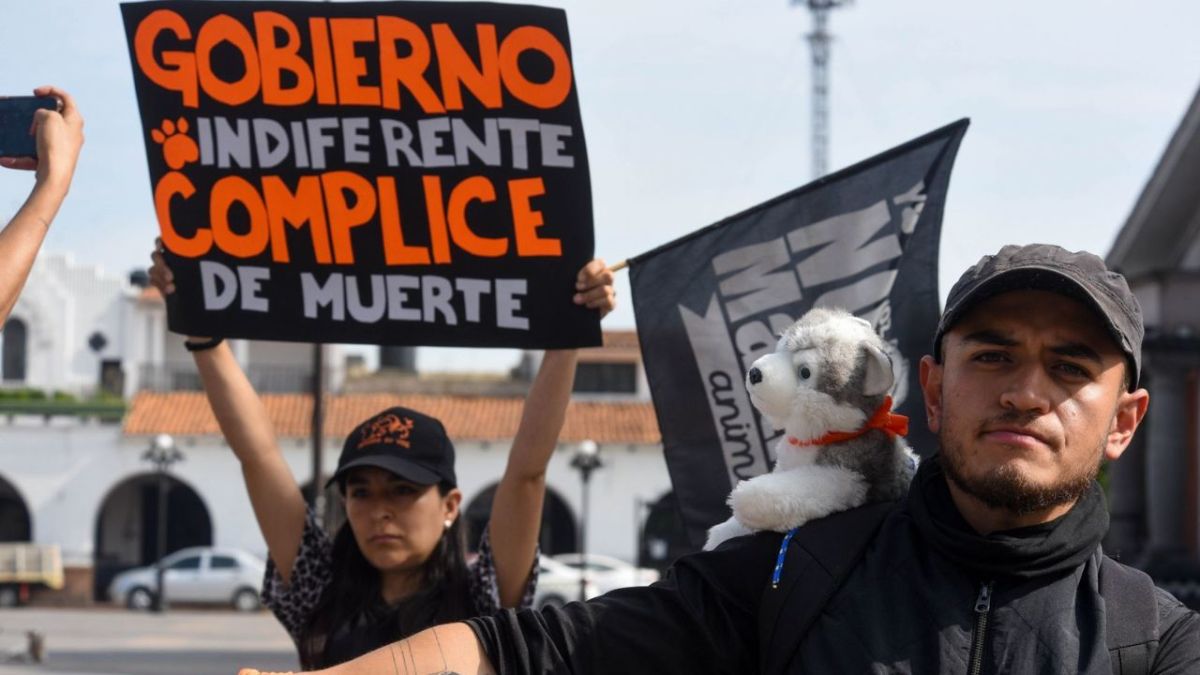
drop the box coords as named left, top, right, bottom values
left=862, top=343, right=894, bottom=396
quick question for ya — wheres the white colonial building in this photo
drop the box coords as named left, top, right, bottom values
left=1104, top=85, right=1200, bottom=607
left=0, top=254, right=681, bottom=604
left=0, top=252, right=347, bottom=398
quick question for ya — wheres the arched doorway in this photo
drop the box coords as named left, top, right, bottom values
left=93, top=473, right=212, bottom=601
left=2, top=318, right=27, bottom=381
left=639, top=492, right=693, bottom=573
left=0, top=474, right=31, bottom=542
left=464, top=484, right=577, bottom=556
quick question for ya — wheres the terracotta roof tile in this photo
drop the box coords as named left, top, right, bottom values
left=124, top=391, right=661, bottom=445
left=600, top=330, right=639, bottom=349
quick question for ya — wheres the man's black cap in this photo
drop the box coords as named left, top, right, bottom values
left=327, top=407, right=457, bottom=489
left=933, top=244, right=1142, bottom=391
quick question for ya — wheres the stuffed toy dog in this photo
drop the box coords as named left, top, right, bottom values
left=705, top=308, right=918, bottom=550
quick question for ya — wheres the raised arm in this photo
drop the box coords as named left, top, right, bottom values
left=149, top=246, right=308, bottom=583
left=487, top=260, right=616, bottom=607
left=0, top=86, right=84, bottom=324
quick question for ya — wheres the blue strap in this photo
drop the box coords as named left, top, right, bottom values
left=771, top=528, right=799, bottom=588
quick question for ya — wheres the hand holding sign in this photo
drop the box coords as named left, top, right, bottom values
left=574, top=258, right=615, bottom=318
left=149, top=238, right=175, bottom=294
left=123, top=1, right=597, bottom=348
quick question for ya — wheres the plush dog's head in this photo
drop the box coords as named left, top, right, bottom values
left=745, top=308, right=894, bottom=441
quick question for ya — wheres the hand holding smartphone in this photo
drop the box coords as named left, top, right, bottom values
left=0, top=87, right=82, bottom=327
left=0, top=96, right=60, bottom=159
left=0, top=86, right=84, bottom=191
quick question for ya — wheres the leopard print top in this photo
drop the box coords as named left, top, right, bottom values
left=261, top=509, right=538, bottom=642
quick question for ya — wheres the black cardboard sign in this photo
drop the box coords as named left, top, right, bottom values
left=122, top=0, right=599, bottom=347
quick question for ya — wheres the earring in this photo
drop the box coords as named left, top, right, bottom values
left=444, top=519, right=453, bottom=530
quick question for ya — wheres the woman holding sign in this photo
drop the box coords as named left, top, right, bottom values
left=149, top=245, right=615, bottom=668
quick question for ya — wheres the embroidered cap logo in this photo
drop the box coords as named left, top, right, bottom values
left=356, top=413, right=415, bottom=450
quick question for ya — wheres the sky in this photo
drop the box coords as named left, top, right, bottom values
left=2, top=0, right=1198, bottom=372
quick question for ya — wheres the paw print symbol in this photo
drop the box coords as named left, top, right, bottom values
left=150, top=118, right=199, bottom=170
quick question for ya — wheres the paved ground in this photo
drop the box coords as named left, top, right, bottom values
left=0, top=607, right=298, bottom=675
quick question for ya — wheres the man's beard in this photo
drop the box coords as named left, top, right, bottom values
left=939, top=413, right=1104, bottom=517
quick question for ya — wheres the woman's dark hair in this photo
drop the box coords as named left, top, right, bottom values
left=297, top=481, right=473, bottom=669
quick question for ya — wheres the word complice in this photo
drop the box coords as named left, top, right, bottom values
left=157, top=171, right=562, bottom=264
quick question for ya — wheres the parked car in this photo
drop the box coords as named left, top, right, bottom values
left=534, top=555, right=600, bottom=609
left=107, top=547, right=265, bottom=612
left=0, top=543, right=63, bottom=607
left=551, top=553, right=660, bottom=595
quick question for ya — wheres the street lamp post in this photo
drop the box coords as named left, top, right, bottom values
left=142, top=433, right=184, bottom=613
left=570, top=439, right=602, bottom=602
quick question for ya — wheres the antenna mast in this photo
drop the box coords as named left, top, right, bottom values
left=798, top=0, right=851, bottom=179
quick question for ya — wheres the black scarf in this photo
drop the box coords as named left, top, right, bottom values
left=908, top=454, right=1108, bottom=580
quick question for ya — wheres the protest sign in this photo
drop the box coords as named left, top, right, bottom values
left=121, top=0, right=598, bottom=348
left=629, top=120, right=969, bottom=545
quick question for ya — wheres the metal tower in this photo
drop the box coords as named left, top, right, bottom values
left=797, top=0, right=851, bottom=179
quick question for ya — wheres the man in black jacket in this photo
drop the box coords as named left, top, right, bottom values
left=245, top=244, right=1200, bottom=674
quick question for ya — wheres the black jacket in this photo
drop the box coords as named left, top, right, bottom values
left=468, top=459, right=1200, bottom=674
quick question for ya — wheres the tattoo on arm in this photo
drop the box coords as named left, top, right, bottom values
left=387, top=631, right=464, bottom=675
left=431, top=626, right=460, bottom=675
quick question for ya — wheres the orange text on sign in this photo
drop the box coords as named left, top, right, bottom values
left=154, top=171, right=562, bottom=264
left=133, top=9, right=573, bottom=112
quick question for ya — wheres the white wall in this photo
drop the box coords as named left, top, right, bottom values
left=1, top=252, right=352, bottom=397
left=546, top=443, right=671, bottom=562
left=0, top=421, right=670, bottom=568
left=0, top=420, right=263, bottom=566
left=1, top=253, right=135, bottom=396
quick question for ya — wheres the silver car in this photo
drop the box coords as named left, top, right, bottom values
left=107, top=547, right=266, bottom=611
left=550, top=553, right=660, bottom=595
left=534, top=555, right=600, bottom=609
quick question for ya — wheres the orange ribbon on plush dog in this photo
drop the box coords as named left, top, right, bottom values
left=787, top=395, right=909, bottom=448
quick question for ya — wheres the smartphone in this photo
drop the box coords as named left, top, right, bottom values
left=0, top=96, right=59, bottom=159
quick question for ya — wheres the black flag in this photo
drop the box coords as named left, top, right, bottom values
left=629, top=120, right=969, bottom=546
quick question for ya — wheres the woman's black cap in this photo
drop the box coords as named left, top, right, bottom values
left=327, top=406, right=457, bottom=489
